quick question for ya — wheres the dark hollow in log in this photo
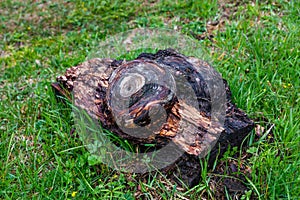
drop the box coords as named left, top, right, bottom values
left=52, top=49, right=254, bottom=187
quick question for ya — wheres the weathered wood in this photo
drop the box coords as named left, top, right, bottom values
left=52, top=49, right=254, bottom=187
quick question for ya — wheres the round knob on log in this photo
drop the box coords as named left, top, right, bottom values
left=107, top=60, right=177, bottom=139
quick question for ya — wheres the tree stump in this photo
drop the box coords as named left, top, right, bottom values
left=52, top=49, right=254, bottom=187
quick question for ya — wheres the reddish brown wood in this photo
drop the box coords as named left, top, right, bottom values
left=52, top=49, right=254, bottom=187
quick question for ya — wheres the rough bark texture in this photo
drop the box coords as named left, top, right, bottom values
left=52, top=49, right=254, bottom=187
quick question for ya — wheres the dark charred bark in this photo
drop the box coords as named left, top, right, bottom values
left=52, top=49, right=254, bottom=187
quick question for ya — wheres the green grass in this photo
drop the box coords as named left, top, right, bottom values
left=1, top=0, right=299, bottom=199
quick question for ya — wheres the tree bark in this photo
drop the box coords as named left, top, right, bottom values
left=52, top=49, right=254, bottom=187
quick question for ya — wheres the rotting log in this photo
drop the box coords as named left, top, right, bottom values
left=52, top=49, right=254, bottom=187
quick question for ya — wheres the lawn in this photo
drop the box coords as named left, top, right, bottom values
left=0, top=0, right=299, bottom=199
